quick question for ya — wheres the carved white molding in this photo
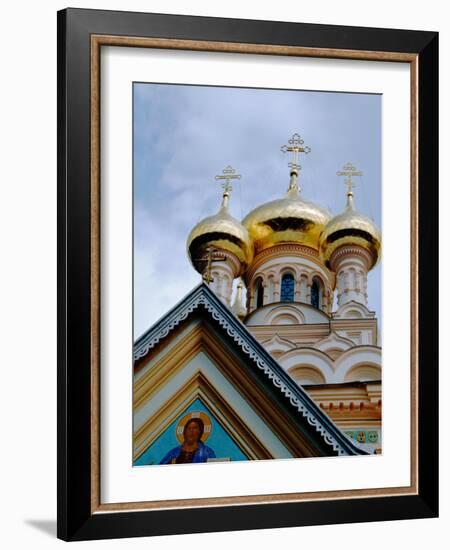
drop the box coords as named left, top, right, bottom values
left=333, top=300, right=375, bottom=319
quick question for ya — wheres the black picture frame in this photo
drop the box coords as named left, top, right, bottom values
left=57, top=7, right=438, bottom=541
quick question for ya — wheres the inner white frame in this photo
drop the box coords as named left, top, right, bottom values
left=100, top=45, right=411, bottom=505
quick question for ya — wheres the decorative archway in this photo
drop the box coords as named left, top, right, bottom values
left=288, top=365, right=326, bottom=385
left=344, top=364, right=382, bottom=382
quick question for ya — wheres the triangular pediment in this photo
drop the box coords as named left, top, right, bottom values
left=134, top=326, right=317, bottom=461
left=135, top=395, right=252, bottom=466
left=134, top=284, right=371, bottom=458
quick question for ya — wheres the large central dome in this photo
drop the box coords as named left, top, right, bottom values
left=242, top=173, right=331, bottom=255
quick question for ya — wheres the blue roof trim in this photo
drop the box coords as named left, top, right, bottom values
left=134, top=283, right=372, bottom=456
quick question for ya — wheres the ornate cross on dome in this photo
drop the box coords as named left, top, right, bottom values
left=337, top=162, right=363, bottom=195
left=214, top=165, right=241, bottom=196
left=280, top=133, right=311, bottom=172
left=214, top=166, right=241, bottom=209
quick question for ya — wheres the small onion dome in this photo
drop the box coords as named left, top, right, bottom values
left=242, top=170, right=331, bottom=255
left=187, top=189, right=253, bottom=276
left=320, top=191, right=381, bottom=270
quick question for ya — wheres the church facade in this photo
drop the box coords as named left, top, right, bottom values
left=133, top=134, right=381, bottom=466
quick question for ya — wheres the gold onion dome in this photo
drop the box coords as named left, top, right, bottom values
left=242, top=169, right=331, bottom=255
left=320, top=190, right=381, bottom=270
left=187, top=186, right=253, bottom=276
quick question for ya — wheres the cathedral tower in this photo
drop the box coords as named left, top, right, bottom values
left=186, top=166, right=252, bottom=305
left=184, top=135, right=382, bottom=452
left=320, top=162, right=381, bottom=315
left=242, top=134, right=334, bottom=319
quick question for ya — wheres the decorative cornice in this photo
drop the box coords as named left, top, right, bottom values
left=210, top=249, right=241, bottom=278
left=245, top=243, right=331, bottom=284
left=332, top=300, right=376, bottom=320
left=134, top=284, right=373, bottom=456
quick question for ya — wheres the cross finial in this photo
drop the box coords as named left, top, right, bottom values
left=281, top=133, right=311, bottom=172
left=337, top=162, right=363, bottom=195
left=281, top=133, right=311, bottom=196
left=337, top=162, right=363, bottom=210
left=214, top=165, right=241, bottom=203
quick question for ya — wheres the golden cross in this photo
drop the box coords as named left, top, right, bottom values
left=337, top=162, right=363, bottom=194
left=214, top=165, right=241, bottom=195
left=194, top=246, right=227, bottom=284
left=280, top=133, right=311, bottom=171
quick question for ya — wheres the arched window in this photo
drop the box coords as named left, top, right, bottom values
left=280, top=273, right=295, bottom=302
left=254, top=277, right=264, bottom=309
left=311, top=279, right=321, bottom=309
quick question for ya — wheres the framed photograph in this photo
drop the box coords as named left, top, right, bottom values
left=57, top=8, right=438, bottom=541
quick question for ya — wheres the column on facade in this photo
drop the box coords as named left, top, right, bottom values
left=299, top=275, right=308, bottom=303
left=262, top=282, right=269, bottom=306
left=294, top=272, right=301, bottom=302
left=305, top=282, right=312, bottom=305
left=273, top=277, right=280, bottom=302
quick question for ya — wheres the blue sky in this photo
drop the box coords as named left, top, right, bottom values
left=133, top=83, right=381, bottom=338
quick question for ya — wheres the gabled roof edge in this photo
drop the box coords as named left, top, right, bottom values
left=134, top=283, right=373, bottom=457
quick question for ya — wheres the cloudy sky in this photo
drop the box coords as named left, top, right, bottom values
left=133, top=83, right=381, bottom=339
